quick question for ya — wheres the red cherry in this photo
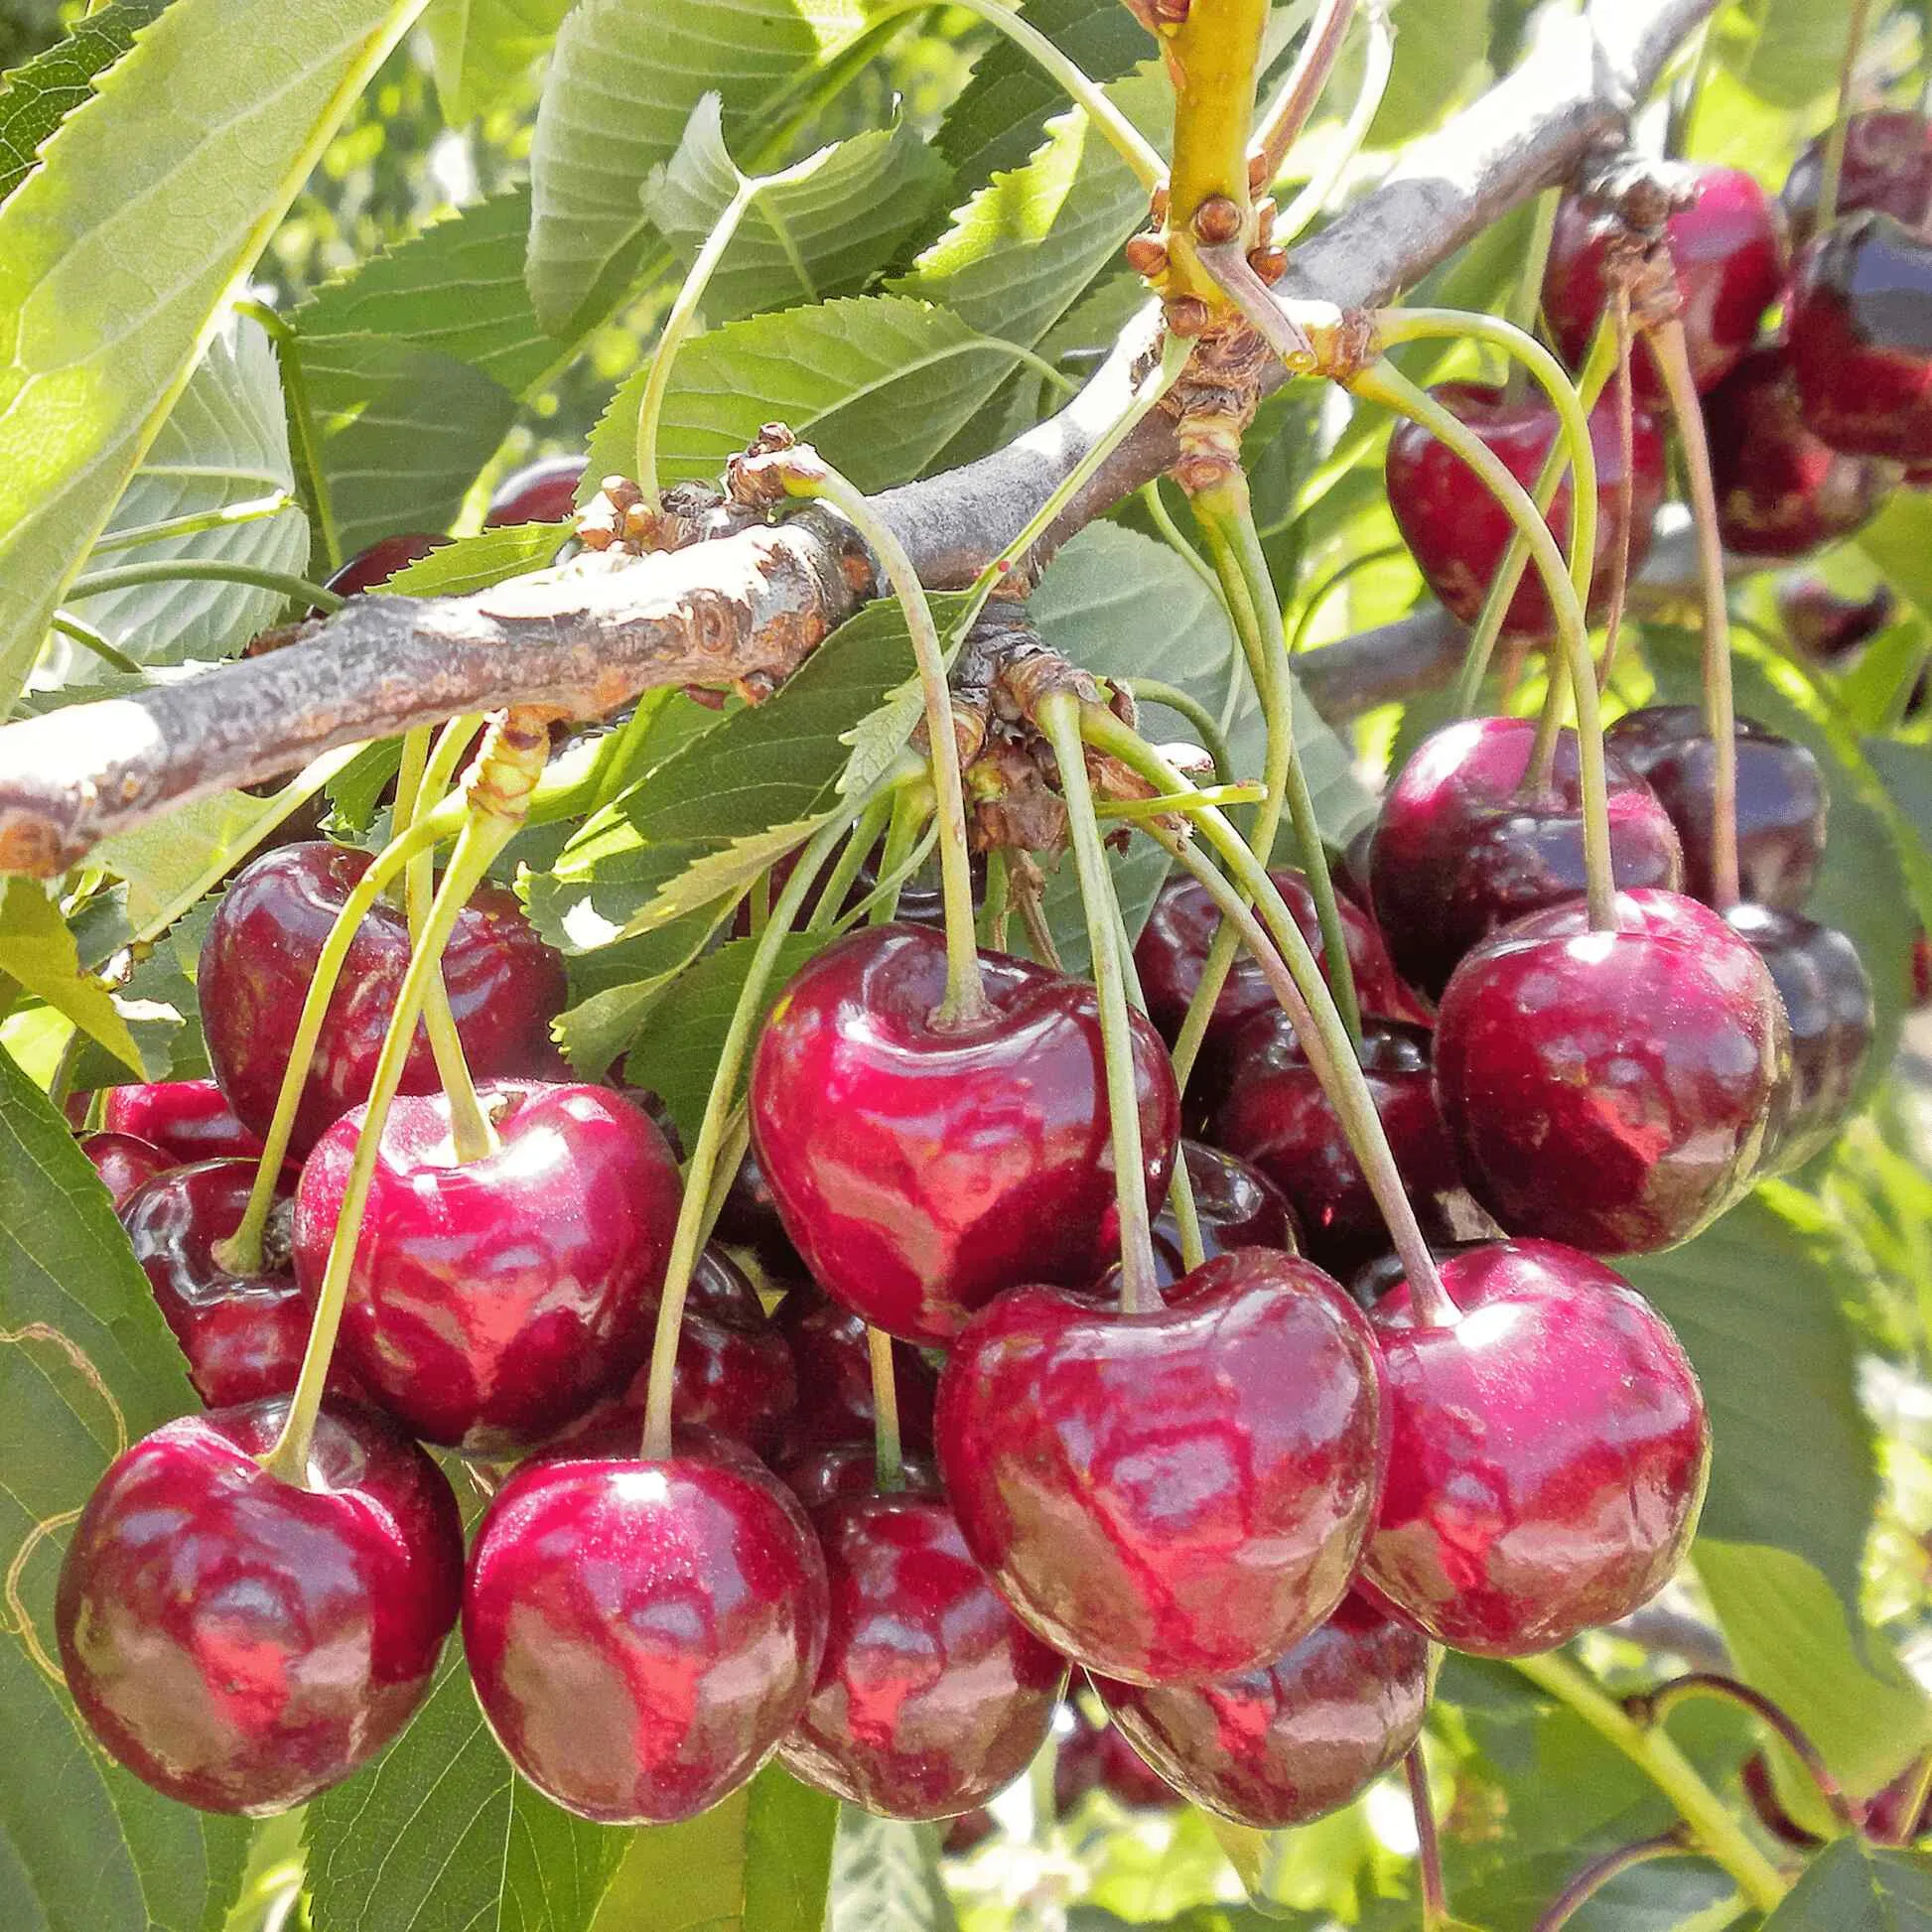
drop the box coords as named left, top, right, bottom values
left=1360, top=1241, right=1710, bottom=1654
left=80, top=1131, right=173, bottom=1207
left=1092, top=1592, right=1430, bottom=1829
left=101, top=1080, right=263, bottom=1164
left=934, top=1248, right=1387, bottom=1686
left=1054, top=1703, right=1176, bottom=1813
left=1603, top=705, right=1827, bottom=912
left=1704, top=343, right=1893, bottom=559
left=749, top=923, right=1180, bottom=1345
left=1385, top=381, right=1666, bottom=636
left=1783, top=111, right=1932, bottom=249
left=1097, top=1140, right=1300, bottom=1294
left=1787, top=213, right=1932, bottom=464
left=321, top=533, right=448, bottom=601
left=943, top=1807, right=999, bottom=1853
left=774, top=1289, right=938, bottom=1457
left=57, top=1398, right=462, bottom=1813
left=778, top=1444, right=940, bottom=1510
left=201, top=843, right=567, bottom=1154
left=1862, top=1754, right=1932, bottom=1845
left=293, top=1081, right=682, bottom=1453
left=778, top=1469, right=1067, bottom=1818
left=1543, top=167, right=1785, bottom=401
left=483, top=455, right=587, bottom=527
left=714, top=1140, right=809, bottom=1285
left=1776, top=576, right=1895, bottom=663
left=1370, top=717, right=1685, bottom=1001
left=1433, top=890, right=1787, bottom=1254
left=463, top=1431, right=830, bottom=1823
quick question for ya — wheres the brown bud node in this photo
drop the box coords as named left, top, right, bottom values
left=1124, top=232, right=1171, bottom=278
left=1191, top=195, right=1243, bottom=245
left=1248, top=245, right=1288, bottom=285
left=1164, top=294, right=1212, bottom=339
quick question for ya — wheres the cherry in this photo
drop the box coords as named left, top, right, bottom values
left=1783, top=111, right=1932, bottom=249
left=1209, top=1016, right=1478, bottom=1276
left=57, top=1397, right=462, bottom=1813
left=1370, top=717, right=1685, bottom=1001
left=1434, top=890, right=1787, bottom=1253
left=1725, top=904, right=1872, bottom=1174
left=463, top=1429, right=830, bottom=1824
left=778, top=1466, right=1067, bottom=1818
left=1092, top=1593, right=1430, bottom=1829
left=123, top=1159, right=362, bottom=1410
left=1385, top=381, right=1666, bottom=636
left=1097, top=1140, right=1299, bottom=1295
left=202, top=842, right=567, bottom=1154
left=774, top=1290, right=939, bottom=1458
left=943, top=1808, right=998, bottom=1853
left=1704, top=344, right=1893, bottom=558
left=321, top=533, right=448, bottom=602
left=1360, top=1240, right=1709, bottom=1654
left=80, top=1131, right=173, bottom=1207
left=1787, top=213, right=1932, bottom=464
left=1777, top=576, right=1895, bottom=664
left=778, top=1444, right=940, bottom=1510
left=1347, top=1240, right=1489, bottom=1312
left=1603, top=705, right=1827, bottom=912
left=101, top=1079, right=264, bottom=1164
left=483, top=454, right=587, bottom=527
left=715, top=1141, right=809, bottom=1284
left=294, top=1081, right=682, bottom=1453
left=1543, top=167, right=1785, bottom=401
left=749, top=922, right=1179, bottom=1345
left=1054, top=1703, right=1177, bottom=1813
left=935, top=1248, right=1387, bottom=1686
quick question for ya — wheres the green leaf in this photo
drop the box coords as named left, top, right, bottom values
left=827, top=1810, right=959, bottom=1932
left=0, top=0, right=169, bottom=205
left=0, top=0, right=430, bottom=714
left=0, top=880, right=142, bottom=1074
left=1364, top=0, right=1491, bottom=146
left=1760, top=1837, right=1932, bottom=1931
left=304, top=1647, right=628, bottom=1932
left=63, top=897, right=215, bottom=1092
left=1858, top=488, right=1932, bottom=628
left=419, top=0, right=573, bottom=121
left=551, top=910, right=735, bottom=1076
left=1715, top=0, right=1857, bottom=107
left=385, top=521, right=570, bottom=597
left=627, top=820, right=831, bottom=937
left=0, top=1050, right=254, bottom=1932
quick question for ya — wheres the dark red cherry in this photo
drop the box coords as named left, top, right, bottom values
left=1054, top=1703, right=1177, bottom=1813
left=463, top=1430, right=830, bottom=1824
left=1360, top=1240, right=1709, bottom=1654
left=293, top=1081, right=681, bottom=1453
left=57, top=1397, right=462, bottom=1813
left=81, top=1131, right=173, bottom=1207
left=1092, top=1593, right=1430, bottom=1829
left=749, top=923, right=1180, bottom=1345
left=1725, top=904, right=1872, bottom=1174
left=1385, top=381, right=1666, bottom=636
left=202, top=842, right=567, bottom=1154
left=1776, top=575, right=1895, bottom=663
left=1370, top=717, right=1685, bottom=1001
left=1783, top=111, right=1932, bottom=249
left=1543, top=167, right=1785, bottom=401
left=1209, top=1016, right=1480, bottom=1277
left=321, top=533, right=448, bottom=602
left=714, top=1141, right=809, bottom=1285
left=122, top=1159, right=363, bottom=1410
left=943, top=1807, right=998, bottom=1853
left=1434, top=890, right=1787, bottom=1253
left=483, top=454, right=587, bottom=527
left=1603, top=705, right=1827, bottom=912
left=778, top=1469, right=1066, bottom=1818
left=1787, top=213, right=1932, bottom=463
left=1347, top=1240, right=1490, bottom=1312
left=774, top=1290, right=938, bottom=1457
left=935, top=1248, right=1387, bottom=1687
left=1704, top=343, right=1893, bottom=558
left=1098, top=1140, right=1300, bottom=1294
left=778, top=1444, right=940, bottom=1511
left=101, top=1079, right=264, bottom=1164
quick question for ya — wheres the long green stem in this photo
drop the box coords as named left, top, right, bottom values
left=1039, top=693, right=1159, bottom=1314
left=868, top=1326, right=905, bottom=1492
left=1140, top=481, right=1231, bottom=617
left=1123, top=677, right=1233, bottom=784
left=1272, top=1, right=1392, bottom=247
left=65, top=558, right=344, bottom=613
left=88, top=493, right=296, bottom=556
left=1818, top=0, right=1875, bottom=231
left=808, top=797, right=891, bottom=932
left=52, top=614, right=143, bottom=676
left=1511, top=1652, right=1789, bottom=1913
left=1501, top=188, right=1561, bottom=403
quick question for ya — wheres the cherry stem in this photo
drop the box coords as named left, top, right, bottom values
left=1250, top=0, right=1360, bottom=193
left=1289, top=541, right=1407, bottom=655
left=870, top=782, right=931, bottom=925
left=1123, top=677, right=1233, bottom=784
left=1633, top=1674, right=1860, bottom=1832
left=1531, top=1833, right=1691, bottom=1932
left=1271, top=0, right=1392, bottom=250
left=781, top=462, right=988, bottom=1028
left=638, top=810, right=857, bottom=1460
left=1818, top=0, right=1875, bottom=232
left=65, top=558, right=345, bottom=615
left=1596, top=284, right=1638, bottom=696
left=1350, top=357, right=1616, bottom=930
left=1645, top=313, right=1740, bottom=909
left=1140, top=482, right=1231, bottom=618
left=1039, top=691, right=1161, bottom=1315
left=1512, top=1652, right=1790, bottom=1913
left=867, top=1326, right=905, bottom=1493
left=209, top=815, right=449, bottom=1279
left=1501, top=187, right=1562, bottom=406
left=1523, top=664, right=1570, bottom=795
left=807, top=798, right=891, bottom=933
left=1406, top=1747, right=1449, bottom=1931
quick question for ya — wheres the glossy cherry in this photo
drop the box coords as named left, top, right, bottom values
left=202, top=842, right=568, bottom=1153
left=774, top=1290, right=939, bottom=1458
left=1098, top=1140, right=1300, bottom=1295
left=749, top=922, right=1179, bottom=1345
left=1777, top=576, right=1895, bottom=663
left=1360, top=1240, right=1709, bottom=1654
left=321, top=532, right=448, bottom=601
left=1209, top=1016, right=1479, bottom=1276
left=101, top=1079, right=264, bottom=1164
left=778, top=1465, right=1066, bottom=1818
left=1725, top=904, right=1872, bottom=1173
left=778, top=1444, right=940, bottom=1510
left=1385, top=381, right=1666, bottom=636
left=483, top=454, right=587, bottom=527
left=1704, top=343, right=1893, bottom=558
left=123, top=1159, right=361, bottom=1410
left=1093, top=1592, right=1430, bottom=1829
left=1783, top=111, right=1932, bottom=248
left=294, top=1080, right=682, bottom=1453
left=1543, top=167, right=1785, bottom=401
left=81, top=1131, right=173, bottom=1207
left=1054, top=1703, right=1177, bottom=1813
left=57, top=1397, right=463, bottom=1813
left=935, top=1248, right=1387, bottom=1687
left=1434, top=890, right=1787, bottom=1253
left=1787, top=213, right=1932, bottom=463
left=1604, top=705, right=1827, bottom=912
left=463, top=1429, right=830, bottom=1824
left=1370, top=717, right=1684, bottom=1001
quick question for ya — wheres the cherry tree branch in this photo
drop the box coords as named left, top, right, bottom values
left=0, top=0, right=1716, bottom=876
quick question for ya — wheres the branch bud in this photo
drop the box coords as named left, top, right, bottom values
left=1191, top=195, right=1243, bottom=245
